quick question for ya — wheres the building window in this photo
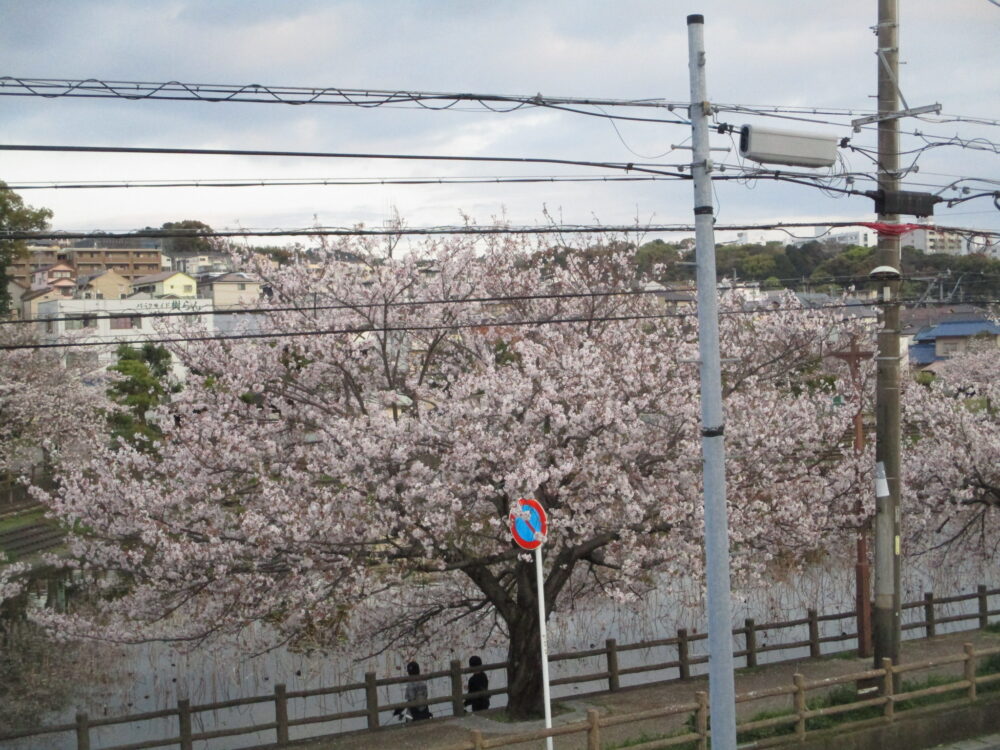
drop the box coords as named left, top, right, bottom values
left=237, top=283, right=247, bottom=291
left=110, top=316, right=139, bottom=330
left=65, top=315, right=97, bottom=331
left=183, top=284, right=193, bottom=293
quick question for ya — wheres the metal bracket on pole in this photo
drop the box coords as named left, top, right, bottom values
left=852, top=103, right=941, bottom=132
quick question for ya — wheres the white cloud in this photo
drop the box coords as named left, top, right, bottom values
left=0, top=0, right=996, bottom=238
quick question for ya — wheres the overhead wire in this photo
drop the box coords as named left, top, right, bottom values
left=0, top=77, right=692, bottom=124
left=0, top=299, right=893, bottom=352
left=1, top=174, right=689, bottom=191
left=9, top=218, right=1000, bottom=242
left=8, top=272, right=921, bottom=329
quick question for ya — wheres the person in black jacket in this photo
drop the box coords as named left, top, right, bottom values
left=464, top=655, right=490, bottom=712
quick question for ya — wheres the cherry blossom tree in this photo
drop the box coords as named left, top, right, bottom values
left=37, top=234, right=871, bottom=717
left=903, top=339, right=1000, bottom=562
left=0, top=326, right=107, bottom=484
left=0, top=326, right=109, bottom=603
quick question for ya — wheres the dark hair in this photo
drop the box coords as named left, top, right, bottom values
left=469, top=655, right=482, bottom=667
left=406, top=661, right=420, bottom=676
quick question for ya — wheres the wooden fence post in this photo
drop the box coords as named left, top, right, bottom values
left=450, top=659, right=465, bottom=716
left=677, top=628, right=690, bottom=680
left=744, top=618, right=757, bottom=668
left=881, top=658, right=895, bottom=721
left=793, top=673, right=806, bottom=739
left=471, top=729, right=484, bottom=750
left=587, top=707, right=601, bottom=750
left=606, top=638, right=620, bottom=691
left=75, top=711, right=90, bottom=750
left=365, top=671, right=380, bottom=730
left=274, top=683, right=289, bottom=745
left=964, top=643, right=977, bottom=702
left=924, top=592, right=936, bottom=637
left=695, top=690, right=708, bottom=750
left=807, top=609, right=820, bottom=658
left=177, top=699, right=193, bottom=750
left=979, top=585, right=990, bottom=629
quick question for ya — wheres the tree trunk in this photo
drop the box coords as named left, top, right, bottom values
left=505, top=606, right=544, bottom=718
left=504, top=562, right=545, bottom=719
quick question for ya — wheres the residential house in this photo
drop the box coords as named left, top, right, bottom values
left=21, top=285, right=74, bottom=321
left=197, top=272, right=261, bottom=309
left=76, top=269, right=131, bottom=301
left=30, top=262, right=76, bottom=292
left=908, top=318, right=1000, bottom=367
left=130, top=271, right=198, bottom=298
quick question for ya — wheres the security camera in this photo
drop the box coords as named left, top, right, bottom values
left=869, top=265, right=901, bottom=281
left=739, top=125, right=839, bottom=169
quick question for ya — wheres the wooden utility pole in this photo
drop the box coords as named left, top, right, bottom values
left=830, top=338, right=874, bottom=658
left=872, top=0, right=903, bottom=671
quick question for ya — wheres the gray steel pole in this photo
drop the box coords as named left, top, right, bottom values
left=686, top=15, right=738, bottom=750
left=873, top=0, right=903, bottom=672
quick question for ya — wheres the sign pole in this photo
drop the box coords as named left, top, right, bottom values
left=509, top=498, right=553, bottom=749
left=534, top=544, right=553, bottom=750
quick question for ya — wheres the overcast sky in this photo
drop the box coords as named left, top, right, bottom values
left=1, top=0, right=998, bottom=246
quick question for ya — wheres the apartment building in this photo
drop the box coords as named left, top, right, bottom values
left=8, top=246, right=163, bottom=286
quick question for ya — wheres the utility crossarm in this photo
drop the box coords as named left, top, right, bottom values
left=851, top=103, right=941, bottom=132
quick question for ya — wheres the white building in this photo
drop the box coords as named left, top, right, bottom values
left=899, top=227, right=965, bottom=255
left=787, top=227, right=878, bottom=248
left=37, top=297, right=215, bottom=368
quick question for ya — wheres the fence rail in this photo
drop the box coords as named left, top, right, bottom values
left=455, top=641, right=1000, bottom=750
left=2, top=584, right=998, bottom=749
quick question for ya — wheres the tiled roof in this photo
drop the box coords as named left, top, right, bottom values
left=912, top=319, right=1000, bottom=342
left=132, top=271, right=189, bottom=285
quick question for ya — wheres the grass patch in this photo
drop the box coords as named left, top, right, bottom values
left=605, top=728, right=697, bottom=750
left=984, top=621, right=1000, bottom=635
left=0, top=508, right=47, bottom=535
left=820, top=649, right=862, bottom=661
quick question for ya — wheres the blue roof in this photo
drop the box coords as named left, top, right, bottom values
left=908, top=341, right=940, bottom=365
left=912, top=319, right=1000, bottom=342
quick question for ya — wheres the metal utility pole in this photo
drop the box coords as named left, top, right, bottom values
left=686, top=15, right=738, bottom=750
left=872, top=0, right=903, bottom=671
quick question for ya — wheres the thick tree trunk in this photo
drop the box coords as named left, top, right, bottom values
left=505, top=605, right=545, bottom=718
left=504, top=562, right=545, bottom=719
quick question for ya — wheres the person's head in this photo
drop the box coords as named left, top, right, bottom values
left=406, top=661, right=420, bottom=676
left=469, top=655, right=482, bottom=668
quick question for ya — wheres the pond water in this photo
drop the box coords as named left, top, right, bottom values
left=5, top=556, right=997, bottom=750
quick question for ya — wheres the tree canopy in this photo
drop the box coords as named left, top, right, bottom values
left=0, top=182, right=53, bottom=315
left=34, top=234, right=878, bottom=716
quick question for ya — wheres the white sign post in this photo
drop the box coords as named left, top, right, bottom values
left=509, top=498, right=553, bottom=750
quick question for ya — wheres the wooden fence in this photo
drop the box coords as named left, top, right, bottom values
left=1, top=584, right=997, bottom=749
left=447, top=640, right=1000, bottom=750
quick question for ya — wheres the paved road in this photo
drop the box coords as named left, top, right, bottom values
left=285, top=628, right=1000, bottom=750
left=934, top=734, right=1000, bottom=750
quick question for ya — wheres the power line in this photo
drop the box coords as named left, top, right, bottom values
left=0, top=77, right=691, bottom=125
left=2, top=174, right=689, bottom=191
left=1, top=287, right=673, bottom=327
left=6, top=274, right=921, bottom=329
left=0, top=299, right=890, bottom=352
left=8, top=220, right=1000, bottom=243
left=0, top=220, right=854, bottom=241
left=0, top=143, right=679, bottom=177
